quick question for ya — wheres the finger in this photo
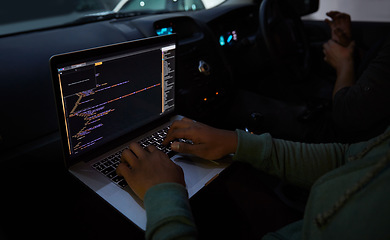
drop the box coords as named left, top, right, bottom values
left=334, top=29, right=350, bottom=47
left=348, top=41, right=356, bottom=49
left=329, top=39, right=341, bottom=47
left=116, top=163, right=139, bottom=197
left=323, top=41, right=330, bottom=51
left=163, top=128, right=194, bottom=146
left=121, top=148, right=138, bottom=168
left=116, top=162, right=132, bottom=177
left=128, top=142, right=147, bottom=159
left=326, top=11, right=340, bottom=19
left=322, top=43, right=328, bottom=62
left=171, top=141, right=203, bottom=156
left=333, top=12, right=343, bottom=21
left=163, top=120, right=194, bottom=145
left=337, top=13, right=351, bottom=21
left=145, top=144, right=158, bottom=153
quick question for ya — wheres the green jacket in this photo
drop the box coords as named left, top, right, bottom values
left=144, top=127, right=390, bottom=239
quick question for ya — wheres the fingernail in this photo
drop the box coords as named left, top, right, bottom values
left=171, top=142, right=179, bottom=151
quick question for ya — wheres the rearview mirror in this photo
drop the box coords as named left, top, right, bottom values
left=288, top=0, right=319, bottom=16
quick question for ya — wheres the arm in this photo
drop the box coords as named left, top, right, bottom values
left=144, top=183, right=197, bottom=240
left=332, top=36, right=390, bottom=132
left=116, top=143, right=197, bottom=239
left=164, top=118, right=348, bottom=189
left=322, top=11, right=390, bottom=133
left=233, top=130, right=348, bottom=189
left=323, top=39, right=356, bottom=100
left=332, top=58, right=355, bottom=99
left=323, top=11, right=356, bottom=99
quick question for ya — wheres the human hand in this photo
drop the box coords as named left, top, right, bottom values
left=162, top=118, right=238, bottom=161
left=325, top=11, right=352, bottom=47
left=116, top=142, right=185, bottom=200
left=323, top=39, right=355, bottom=73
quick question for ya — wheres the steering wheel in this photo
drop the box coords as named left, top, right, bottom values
left=259, top=0, right=310, bottom=80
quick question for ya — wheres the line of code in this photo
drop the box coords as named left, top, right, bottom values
left=59, top=49, right=163, bottom=156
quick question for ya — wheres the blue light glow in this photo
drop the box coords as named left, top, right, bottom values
left=227, top=35, right=233, bottom=43
left=219, top=35, right=225, bottom=46
left=156, top=27, right=173, bottom=36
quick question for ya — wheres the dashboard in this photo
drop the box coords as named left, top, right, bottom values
left=0, top=2, right=260, bottom=161
left=209, top=6, right=258, bottom=48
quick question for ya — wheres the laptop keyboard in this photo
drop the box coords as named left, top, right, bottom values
left=92, top=151, right=128, bottom=188
left=91, top=126, right=192, bottom=189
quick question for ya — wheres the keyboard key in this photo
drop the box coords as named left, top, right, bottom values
left=107, top=170, right=117, bottom=179
left=102, top=166, right=115, bottom=175
left=112, top=175, right=124, bottom=183
left=92, top=162, right=100, bottom=168
left=104, top=160, right=113, bottom=167
left=118, top=179, right=128, bottom=188
left=94, top=164, right=105, bottom=172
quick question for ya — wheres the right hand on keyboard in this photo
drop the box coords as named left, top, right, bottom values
left=162, top=118, right=238, bottom=161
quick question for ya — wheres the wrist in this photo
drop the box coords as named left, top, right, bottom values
left=335, top=57, right=354, bottom=75
left=225, top=130, right=238, bottom=155
left=333, top=59, right=355, bottom=99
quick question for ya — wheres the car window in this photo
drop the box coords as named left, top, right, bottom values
left=117, top=0, right=205, bottom=12
left=200, top=0, right=226, bottom=9
left=0, top=0, right=226, bottom=37
left=303, top=0, right=390, bottom=22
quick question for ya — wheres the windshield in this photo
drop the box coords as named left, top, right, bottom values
left=0, top=0, right=226, bottom=37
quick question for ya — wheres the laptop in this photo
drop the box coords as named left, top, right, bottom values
left=50, top=34, right=230, bottom=230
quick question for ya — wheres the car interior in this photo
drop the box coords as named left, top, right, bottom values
left=1, top=0, right=390, bottom=239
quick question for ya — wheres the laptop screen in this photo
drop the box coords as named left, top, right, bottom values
left=52, top=36, right=176, bottom=159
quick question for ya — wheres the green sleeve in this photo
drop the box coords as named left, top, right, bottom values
left=144, top=183, right=197, bottom=240
left=233, top=129, right=348, bottom=189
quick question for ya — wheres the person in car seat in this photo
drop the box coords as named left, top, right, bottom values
left=322, top=11, right=390, bottom=142
left=235, top=11, right=390, bottom=144
left=116, top=118, right=390, bottom=240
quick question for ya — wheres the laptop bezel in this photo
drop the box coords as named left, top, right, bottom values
left=50, top=34, right=177, bottom=168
